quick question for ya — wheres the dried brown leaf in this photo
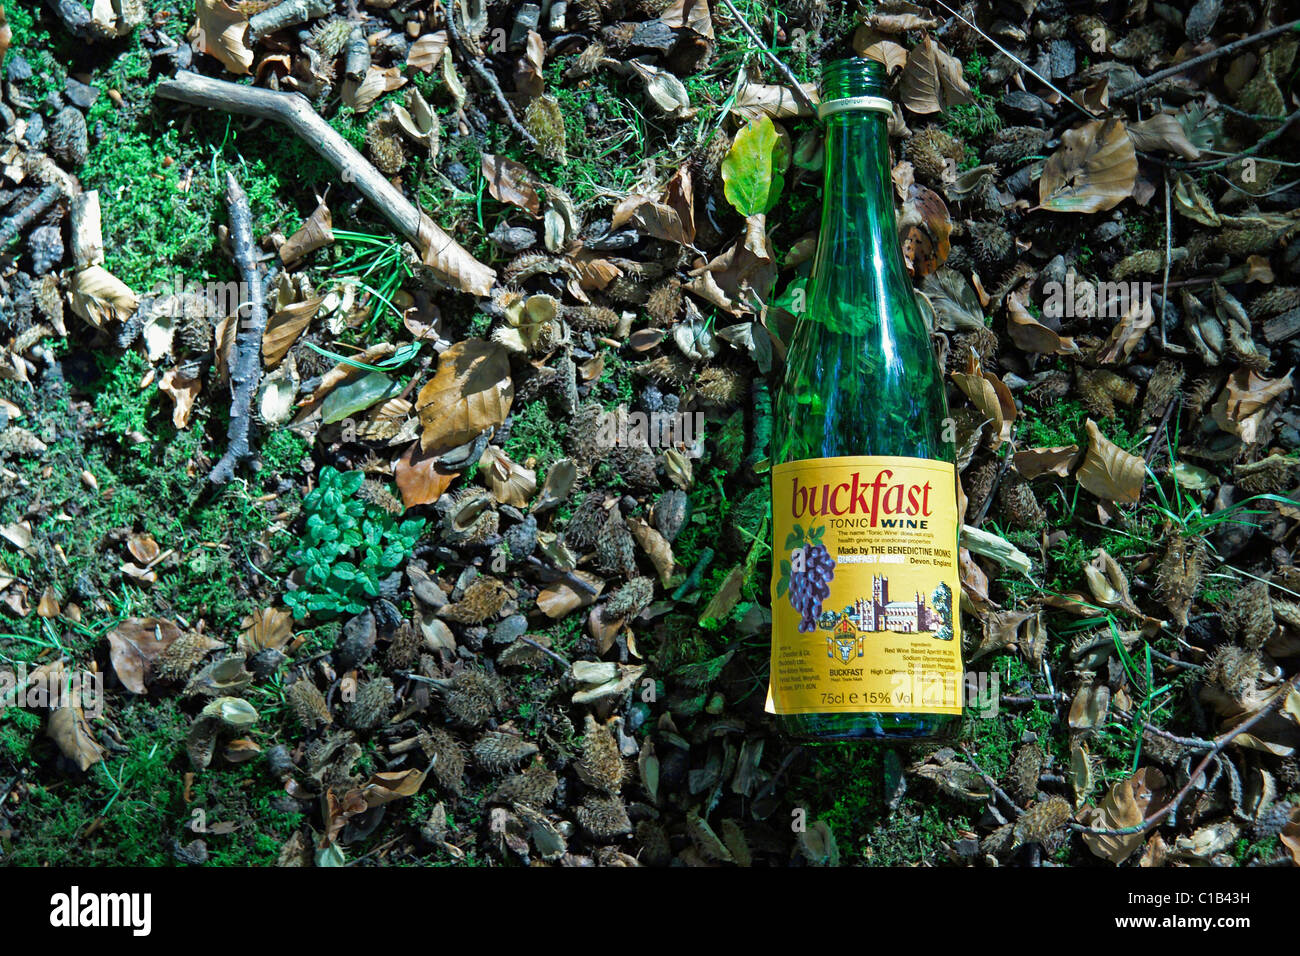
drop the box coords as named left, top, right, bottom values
left=415, top=339, right=514, bottom=454
left=1076, top=419, right=1144, bottom=503
left=1038, top=119, right=1137, bottom=214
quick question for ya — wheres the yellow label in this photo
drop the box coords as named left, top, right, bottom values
left=766, top=455, right=962, bottom=716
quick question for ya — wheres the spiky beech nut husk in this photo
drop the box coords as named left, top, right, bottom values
left=1075, top=367, right=1138, bottom=419
left=28, top=224, right=63, bottom=274
left=472, top=731, right=539, bottom=773
left=1154, top=533, right=1206, bottom=629
left=1184, top=375, right=1222, bottom=412
left=288, top=678, right=332, bottom=728
left=308, top=16, right=354, bottom=57
left=49, top=106, right=88, bottom=166
left=685, top=808, right=733, bottom=862
left=963, top=457, right=998, bottom=518
left=639, top=353, right=694, bottom=385
left=420, top=728, right=466, bottom=793
left=1013, top=797, right=1072, bottom=847
left=1110, top=22, right=1165, bottom=61
left=1221, top=580, right=1274, bottom=651
left=576, top=714, right=627, bottom=793
left=636, top=820, right=672, bottom=866
left=440, top=486, right=499, bottom=545
left=1010, top=742, right=1045, bottom=802
left=1112, top=248, right=1164, bottom=280
left=1205, top=644, right=1263, bottom=703
left=604, top=274, right=651, bottom=304
left=595, top=508, right=638, bottom=577
left=1252, top=286, right=1300, bottom=317
left=607, top=442, right=661, bottom=492
left=949, top=326, right=998, bottom=372
left=154, top=629, right=219, bottom=682
left=698, top=366, right=748, bottom=405
left=491, top=762, right=559, bottom=808
left=441, top=576, right=510, bottom=624
left=566, top=491, right=610, bottom=551
left=645, top=279, right=683, bottom=324
left=998, top=478, right=1045, bottom=531
left=905, top=126, right=964, bottom=184
left=576, top=793, right=632, bottom=839
left=176, top=309, right=214, bottom=355
left=719, top=818, right=752, bottom=867
left=563, top=304, right=620, bottom=331
left=968, top=220, right=1013, bottom=266
left=1253, top=801, right=1293, bottom=840
left=366, top=118, right=406, bottom=175
left=570, top=0, right=603, bottom=32
left=33, top=274, right=62, bottom=327
left=524, top=95, right=567, bottom=163
left=944, top=244, right=974, bottom=275
left=1235, top=455, right=1299, bottom=495
left=443, top=669, right=506, bottom=726
left=981, top=820, right=1016, bottom=857
left=356, top=479, right=403, bottom=515
left=985, top=125, right=1049, bottom=166
left=604, top=576, right=655, bottom=621
left=1217, top=226, right=1284, bottom=256
left=1140, top=359, right=1184, bottom=421
left=503, top=514, right=538, bottom=559
left=386, top=621, right=422, bottom=670
left=345, top=677, right=394, bottom=731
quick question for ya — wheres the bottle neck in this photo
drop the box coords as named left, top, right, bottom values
left=808, top=110, right=911, bottom=327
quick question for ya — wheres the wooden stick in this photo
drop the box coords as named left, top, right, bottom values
left=209, top=173, right=267, bottom=485
left=716, top=0, right=818, bottom=116
left=1115, top=19, right=1300, bottom=101
left=443, top=0, right=538, bottom=149
left=156, top=71, right=496, bottom=297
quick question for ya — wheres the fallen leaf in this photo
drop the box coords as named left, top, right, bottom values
left=1007, top=292, right=1075, bottom=354
left=537, top=571, right=604, bottom=618
left=406, top=31, right=449, bottom=72
left=660, top=0, right=713, bottom=39
left=920, top=268, right=985, bottom=332
left=628, top=61, right=691, bottom=116
left=732, top=77, right=818, bottom=120
left=1080, top=768, right=1168, bottom=864
left=343, top=65, right=406, bottom=112
left=395, top=441, right=460, bottom=508
left=950, top=349, right=1016, bottom=447
left=479, top=445, right=536, bottom=508
left=1038, top=119, right=1137, bottom=213
left=416, top=339, right=513, bottom=454
left=721, top=116, right=789, bottom=217
left=239, top=607, right=293, bottom=655
left=1097, top=296, right=1154, bottom=364
left=106, top=617, right=183, bottom=694
left=1010, top=447, right=1082, bottom=486
left=262, top=296, right=323, bottom=368
left=160, top=368, right=202, bottom=428
left=68, top=266, right=138, bottom=328
left=611, top=166, right=695, bottom=245
left=898, top=35, right=972, bottom=115
left=1076, top=419, right=1144, bottom=503
left=686, top=229, right=775, bottom=316
left=481, top=153, right=543, bottom=217
left=192, top=0, right=252, bottom=75
left=1128, top=113, right=1201, bottom=160
left=279, top=202, right=333, bottom=267
left=1211, top=367, right=1293, bottom=444
left=48, top=704, right=104, bottom=771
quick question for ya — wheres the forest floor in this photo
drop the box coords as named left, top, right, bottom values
left=0, top=0, right=1298, bottom=867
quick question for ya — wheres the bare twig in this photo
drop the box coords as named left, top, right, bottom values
left=0, top=184, right=63, bottom=250
left=1071, top=672, right=1300, bottom=838
left=519, top=636, right=572, bottom=670
left=209, top=173, right=267, bottom=485
left=1115, top=19, right=1300, bottom=101
left=716, top=0, right=818, bottom=116
left=156, top=71, right=495, bottom=296
left=931, top=0, right=1095, bottom=119
left=443, top=0, right=538, bottom=149
left=1180, top=109, right=1300, bottom=172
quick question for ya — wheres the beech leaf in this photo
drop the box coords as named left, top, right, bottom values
left=721, top=116, right=789, bottom=217
left=416, top=339, right=514, bottom=453
left=1038, top=119, right=1137, bottom=214
left=1076, top=419, right=1145, bottom=503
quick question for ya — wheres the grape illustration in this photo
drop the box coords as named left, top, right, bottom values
left=787, top=543, right=836, bottom=631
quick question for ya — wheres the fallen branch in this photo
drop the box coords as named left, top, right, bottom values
left=443, top=0, right=538, bottom=149
left=1115, top=19, right=1300, bottom=101
left=156, top=71, right=496, bottom=297
left=0, top=184, right=63, bottom=250
left=1071, top=672, right=1300, bottom=838
left=209, top=173, right=268, bottom=485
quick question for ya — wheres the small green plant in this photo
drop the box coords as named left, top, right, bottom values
left=285, top=467, right=425, bottom=619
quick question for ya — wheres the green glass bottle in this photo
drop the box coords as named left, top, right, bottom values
left=766, top=59, right=963, bottom=742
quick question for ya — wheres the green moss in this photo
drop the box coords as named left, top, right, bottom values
left=503, top=399, right=567, bottom=480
